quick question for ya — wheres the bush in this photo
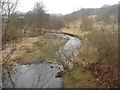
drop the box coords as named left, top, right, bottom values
left=89, top=24, right=118, bottom=66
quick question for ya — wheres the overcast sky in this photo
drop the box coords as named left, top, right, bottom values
left=17, top=0, right=119, bottom=15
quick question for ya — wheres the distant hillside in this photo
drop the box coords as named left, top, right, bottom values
left=64, top=4, right=118, bottom=23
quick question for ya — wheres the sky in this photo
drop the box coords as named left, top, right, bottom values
left=17, top=0, right=119, bottom=15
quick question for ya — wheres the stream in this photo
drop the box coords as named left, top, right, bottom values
left=2, top=34, right=81, bottom=88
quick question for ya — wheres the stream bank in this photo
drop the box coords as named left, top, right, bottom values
left=2, top=33, right=81, bottom=88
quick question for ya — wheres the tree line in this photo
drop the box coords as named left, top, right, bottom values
left=1, top=1, right=65, bottom=47
left=1, top=0, right=118, bottom=47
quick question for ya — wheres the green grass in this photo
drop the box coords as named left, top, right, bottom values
left=34, top=36, right=67, bottom=63
left=63, top=66, right=95, bottom=88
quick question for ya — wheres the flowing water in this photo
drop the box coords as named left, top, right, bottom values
left=2, top=34, right=81, bottom=88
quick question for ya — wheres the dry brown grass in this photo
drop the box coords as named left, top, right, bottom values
left=2, top=33, right=67, bottom=66
left=76, top=23, right=118, bottom=88
left=61, top=20, right=118, bottom=88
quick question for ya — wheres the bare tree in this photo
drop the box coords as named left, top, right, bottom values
left=32, top=2, right=48, bottom=36
left=1, top=0, right=19, bottom=46
left=1, top=0, right=19, bottom=88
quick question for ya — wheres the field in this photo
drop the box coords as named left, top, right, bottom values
left=2, top=33, right=67, bottom=67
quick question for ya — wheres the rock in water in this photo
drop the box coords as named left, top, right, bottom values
left=55, top=70, right=64, bottom=78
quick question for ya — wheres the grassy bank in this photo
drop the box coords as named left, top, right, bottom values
left=61, top=28, right=90, bottom=37
left=60, top=23, right=118, bottom=88
left=61, top=28, right=96, bottom=88
left=62, top=66, right=95, bottom=88
left=2, top=33, right=67, bottom=67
